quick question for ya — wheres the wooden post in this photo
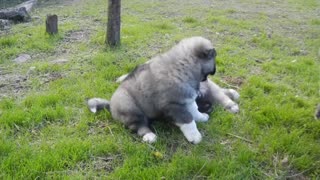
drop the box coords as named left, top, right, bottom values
left=106, top=0, right=121, bottom=46
left=46, top=14, right=58, bottom=35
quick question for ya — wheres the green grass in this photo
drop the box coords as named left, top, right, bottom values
left=0, top=0, right=319, bottom=179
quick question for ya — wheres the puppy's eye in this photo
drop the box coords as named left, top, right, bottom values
left=207, top=48, right=217, bottom=59
left=199, top=48, right=217, bottom=59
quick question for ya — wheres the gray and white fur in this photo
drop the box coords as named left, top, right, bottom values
left=87, top=37, right=239, bottom=144
left=116, top=74, right=240, bottom=114
left=196, top=79, right=239, bottom=114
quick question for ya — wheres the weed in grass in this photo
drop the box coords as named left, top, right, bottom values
left=183, top=16, right=198, bottom=24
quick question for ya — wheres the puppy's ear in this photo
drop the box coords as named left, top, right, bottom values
left=198, top=48, right=217, bottom=59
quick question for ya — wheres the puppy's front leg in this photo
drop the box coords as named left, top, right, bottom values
left=165, top=104, right=202, bottom=144
left=176, top=120, right=202, bottom=144
left=188, top=101, right=209, bottom=122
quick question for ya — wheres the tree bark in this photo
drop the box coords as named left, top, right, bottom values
left=0, top=0, right=37, bottom=23
left=46, top=15, right=58, bottom=35
left=106, top=0, right=121, bottom=47
left=16, top=0, right=38, bottom=13
left=0, top=7, right=30, bottom=22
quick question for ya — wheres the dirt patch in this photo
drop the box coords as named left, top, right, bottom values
left=77, top=154, right=123, bottom=174
left=40, top=72, right=64, bottom=84
left=51, top=28, right=93, bottom=57
left=222, top=76, right=245, bottom=87
left=44, top=154, right=123, bottom=177
left=261, top=153, right=312, bottom=179
left=63, top=29, right=91, bottom=43
left=87, top=120, right=109, bottom=135
left=249, top=66, right=264, bottom=76
left=0, top=71, right=29, bottom=99
left=0, top=67, right=65, bottom=99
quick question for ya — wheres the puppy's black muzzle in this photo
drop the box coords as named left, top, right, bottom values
left=210, top=65, right=216, bottom=75
left=201, top=66, right=216, bottom=82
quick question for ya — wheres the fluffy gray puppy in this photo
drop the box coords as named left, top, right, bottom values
left=116, top=74, right=240, bottom=114
left=88, top=37, right=238, bottom=144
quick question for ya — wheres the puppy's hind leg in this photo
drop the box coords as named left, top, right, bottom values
left=118, top=113, right=157, bottom=143
left=130, top=117, right=157, bottom=143
left=111, top=91, right=157, bottom=143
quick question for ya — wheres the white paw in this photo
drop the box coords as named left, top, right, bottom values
left=226, top=103, right=239, bottom=114
left=228, top=89, right=240, bottom=101
left=186, top=129, right=202, bottom=144
left=89, top=107, right=97, bottom=113
left=195, top=113, right=209, bottom=122
left=142, top=132, right=157, bottom=143
left=184, top=128, right=202, bottom=144
left=178, top=121, right=202, bottom=144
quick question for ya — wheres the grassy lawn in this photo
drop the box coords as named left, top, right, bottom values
left=0, top=0, right=319, bottom=179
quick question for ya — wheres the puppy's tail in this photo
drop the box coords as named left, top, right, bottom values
left=86, top=98, right=110, bottom=113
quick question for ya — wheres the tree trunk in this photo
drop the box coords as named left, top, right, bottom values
left=46, top=15, right=58, bottom=35
left=106, top=0, right=121, bottom=47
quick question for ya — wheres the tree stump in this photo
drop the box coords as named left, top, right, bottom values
left=106, top=0, right=121, bottom=46
left=46, top=14, right=58, bottom=35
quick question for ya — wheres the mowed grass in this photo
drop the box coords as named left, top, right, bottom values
left=0, top=0, right=319, bottom=179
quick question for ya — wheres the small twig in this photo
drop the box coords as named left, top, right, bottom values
left=227, top=133, right=253, bottom=143
left=219, top=80, right=240, bottom=90
left=145, top=143, right=157, bottom=151
left=192, top=161, right=207, bottom=180
left=261, top=171, right=272, bottom=178
left=106, top=126, right=114, bottom=137
left=285, top=168, right=313, bottom=178
left=46, top=170, right=73, bottom=174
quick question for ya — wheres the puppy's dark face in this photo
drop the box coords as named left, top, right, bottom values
left=197, top=48, right=217, bottom=81
left=196, top=86, right=214, bottom=113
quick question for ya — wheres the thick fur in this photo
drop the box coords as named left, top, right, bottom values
left=87, top=98, right=110, bottom=113
left=88, top=37, right=235, bottom=144
left=196, top=79, right=239, bottom=114
left=116, top=69, right=240, bottom=114
left=116, top=74, right=240, bottom=114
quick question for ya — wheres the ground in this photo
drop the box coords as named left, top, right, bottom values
left=0, top=0, right=319, bottom=179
